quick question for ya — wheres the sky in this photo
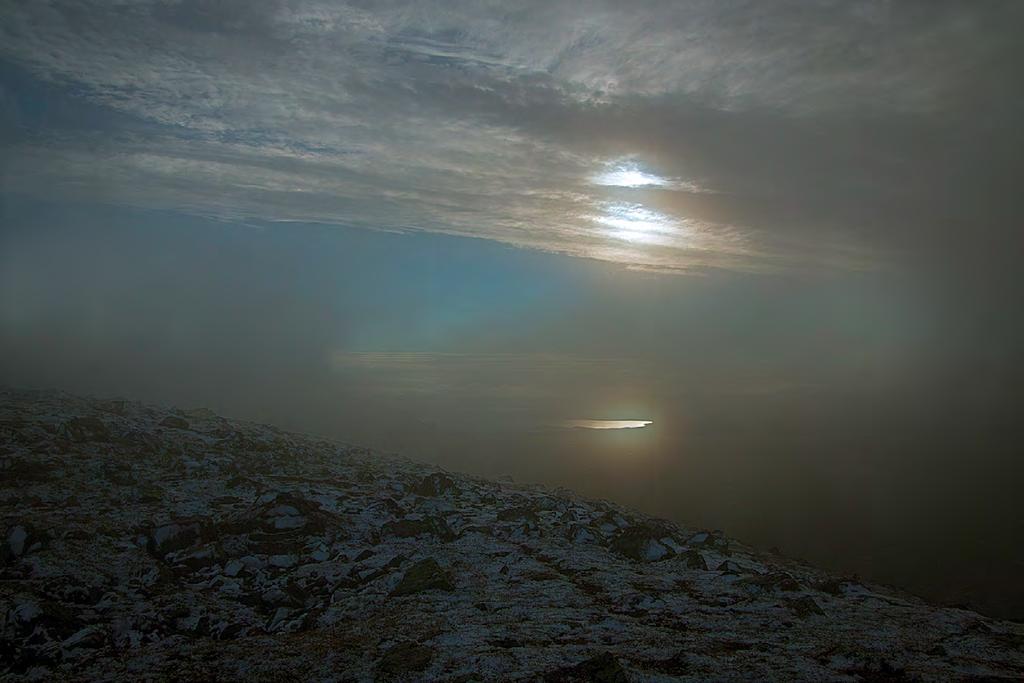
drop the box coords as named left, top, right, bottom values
left=1, top=1, right=1023, bottom=618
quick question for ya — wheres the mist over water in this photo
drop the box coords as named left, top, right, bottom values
left=3, top=202, right=1021, bottom=619
left=2, top=1, right=1023, bottom=630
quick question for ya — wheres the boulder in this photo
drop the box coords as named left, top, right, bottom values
left=222, top=492, right=329, bottom=537
left=390, top=558, right=454, bottom=596
left=544, top=652, right=629, bottom=682
left=787, top=596, right=824, bottom=618
left=683, top=550, right=708, bottom=570
left=567, top=524, right=603, bottom=545
left=7, top=526, right=29, bottom=558
left=816, top=577, right=860, bottom=596
left=61, top=416, right=110, bottom=442
left=412, top=472, right=456, bottom=497
left=266, top=607, right=292, bottom=632
left=6, top=598, right=43, bottom=633
left=594, top=511, right=630, bottom=536
left=173, top=546, right=222, bottom=572
left=223, top=559, right=245, bottom=577
left=146, top=520, right=204, bottom=557
left=497, top=505, right=540, bottom=524
left=264, top=504, right=307, bottom=531
left=96, top=400, right=128, bottom=415
left=268, top=554, right=298, bottom=569
left=62, top=625, right=106, bottom=650
left=376, top=641, right=434, bottom=679
left=609, top=525, right=676, bottom=562
left=381, top=516, right=454, bottom=542
left=159, top=415, right=190, bottom=430
left=715, top=560, right=743, bottom=575
left=739, top=572, right=802, bottom=593
left=3, top=525, right=47, bottom=564
left=687, top=530, right=730, bottom=555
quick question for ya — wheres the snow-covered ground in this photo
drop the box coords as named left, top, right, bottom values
left=1, top=389, right=1022, bottom=681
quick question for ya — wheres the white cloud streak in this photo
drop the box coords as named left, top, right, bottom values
left=1, top=0, right=1018, bottom=272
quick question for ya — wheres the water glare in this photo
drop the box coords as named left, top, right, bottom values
left=563, top=419, right=653, bottom=429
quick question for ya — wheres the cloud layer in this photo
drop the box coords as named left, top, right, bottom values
left=2, top=0, right=1022, bottom=271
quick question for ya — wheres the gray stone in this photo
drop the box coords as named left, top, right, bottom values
left=159, top=415, right=190, bottom=430
left=377, top=641, right=434, bottom=679
left=390, top=558, right=454, bottom=596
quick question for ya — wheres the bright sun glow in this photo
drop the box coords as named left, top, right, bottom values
left=593, top=163, right=668, bottom=188
left=591, top=203, right=680, bottom=244
left=563, top=419, right=653, bottom=429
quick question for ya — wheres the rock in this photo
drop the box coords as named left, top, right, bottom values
left=4, top=525, right=46, bottom=563
left=544, top=652, right=630, bottom=682
left=111, top=619, right=144, bottom=649
left=497, top=505, right=540, bottom=524
left=2, top=390, right=1023, bottom=681
left=683, top=550, right=708, bottom=570
left=647, top=650, right=690, bottom=675
left=264, top=503, right=304, bottom=529
left=146, top=520, right=204, bottom=557
left=176, top=613, right=210, bottom=636
left=567, top=524, right=602, bottom=545
left=816, top=577, right=859, bottom=595
left=390, top=558, right=454, bottom=596
left=412, top=472, right=456, bottom=497
left=609, top=525, right=675, bottom=562
left=219, top=492, right=329, bottom=537
left=96, top=399, right=128, bottom=415
left=842, top=658, right=911, bottom=681
left=376, top=641, right=434, bottom=679
left=239, top=555, right=266, bottom=572
left=716, top=560, right=743, bottom=575
left=8, top=525, right=29, bottom=557
left=6, top=598, right=43, bottom=632
left=119, top=428, right=162, bottom=452
left=266, top=607, right=291, bottom=633
left=62, top=625, right=105, bottom=650
left=215, top=621, right=247, bottom=640
left=175, top=546, right=222, bottom=572
left=159, top=415, right=190, bottom=430
left=381, top=516, right=454, bottom=541
left=739, top=572, right=802, bottom=593
left=687, top=530, right=730, bottom=555
left=350, top=554, right=407, bottom=586
left=183, top=407, right=219, bottom=421
left=787, top=596, right=824, bottom=618
left=594, top=511, right=630, bottom=535
left=268, top=554, right=298, bottom=568
left=261, top=588, right=295, bottom=607
left=271, top=514, right=306, bottom=531
left=61, top=416, right=110, bottom=442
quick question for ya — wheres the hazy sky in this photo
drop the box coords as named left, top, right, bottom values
left=2, top=1, right=1023, bottom=618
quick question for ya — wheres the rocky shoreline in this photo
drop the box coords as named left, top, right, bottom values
left=2, top=389, right=1022, bottom=681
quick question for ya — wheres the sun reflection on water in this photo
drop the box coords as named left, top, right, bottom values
left=563, top=419, right=653, bottom=430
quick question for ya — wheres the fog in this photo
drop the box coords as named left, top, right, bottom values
left=2, top=198, right=1021, bottom=618
left=3, top=0, right=1023, bottom=621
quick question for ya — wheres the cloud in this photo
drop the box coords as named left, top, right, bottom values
left=1, top=0, right=1021, bottom=272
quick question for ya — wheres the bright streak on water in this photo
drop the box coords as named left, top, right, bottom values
left=563, top=419, right=653, bottom=430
